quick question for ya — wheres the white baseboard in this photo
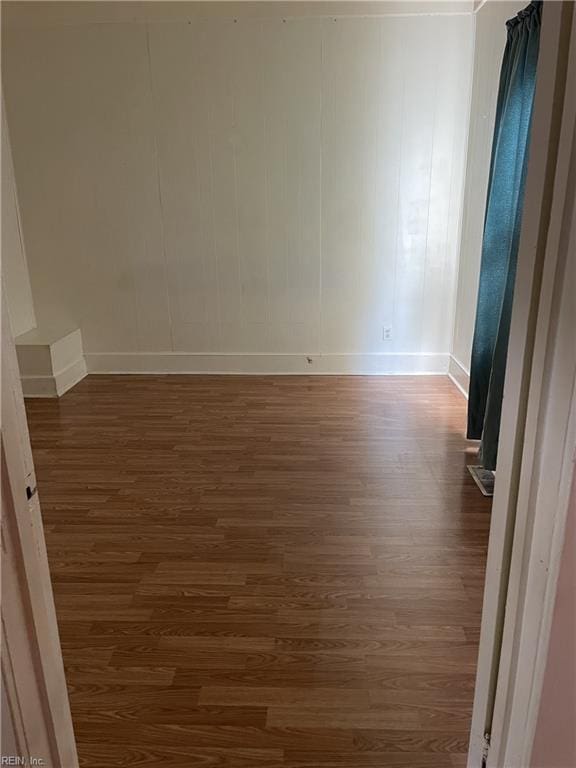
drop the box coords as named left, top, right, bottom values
left=20, top=374, right=59, bottom=398
left=17, top=325, right=88, bottom=398
left=22, top=356, right=88, bottom=398
left=85, top=352, right=451, bottom=376
left=55, top=356, right=88, bottom=396
left=448, top=355, right=470, bottom=398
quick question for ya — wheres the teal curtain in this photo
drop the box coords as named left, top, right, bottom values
left=467, top=1, right=542, bottom=471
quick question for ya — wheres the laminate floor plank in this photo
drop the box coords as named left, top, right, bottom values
left=25, top=374, right=489, bottom=767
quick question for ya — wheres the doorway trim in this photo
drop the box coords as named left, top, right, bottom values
left=468, top=2, right=576, bottom=765
left=1, top=288, right=78, bottom=766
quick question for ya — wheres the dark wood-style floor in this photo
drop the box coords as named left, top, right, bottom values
left=26, top=375, right=490, bottom=768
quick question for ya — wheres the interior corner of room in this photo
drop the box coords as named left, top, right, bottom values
left=2, top=0, right=519, bottom=393
left=1, top=2, right=575, bottom=768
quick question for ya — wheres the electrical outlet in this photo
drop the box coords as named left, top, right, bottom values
left=382, top=326, right=393, bottom=341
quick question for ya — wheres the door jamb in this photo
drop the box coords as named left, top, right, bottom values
left=1, top=288, right=78, bottom=766
left=468, top=2, right=576, bottom=765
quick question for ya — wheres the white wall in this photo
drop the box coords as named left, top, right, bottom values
left=451, top=0, right=526, bottom=383
left=531, top=474, right=576, bottom=768
left=1, top=102, right=36, bottom=338
left=3, top=7, right=473, bottom=372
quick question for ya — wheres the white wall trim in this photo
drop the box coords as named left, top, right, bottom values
left=469, top=4, right=576, bottom=766
left=85, top=352, right=450, bottom=376
left=21, top=356, right=88, bottom=398
left=2, top=1, right=475, bottom=29
left=54, top=356, right=87, bottom=396
left=1, top=287, right=78, bottom=765
left=449, top=355, right=470, bottom=398
left=488, top=4, right=576, bottom=761
left=17, top=326, right=88, bottom=398
left=20, top=375, right=58, bottom=399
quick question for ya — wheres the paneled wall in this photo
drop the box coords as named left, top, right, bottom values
left=3, top=8, right=474, bottom=372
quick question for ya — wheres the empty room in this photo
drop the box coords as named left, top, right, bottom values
left=2, top=1, right=575, bottom=767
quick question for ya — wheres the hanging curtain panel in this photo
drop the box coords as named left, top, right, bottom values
left=467, top=0, right=542, bottom=471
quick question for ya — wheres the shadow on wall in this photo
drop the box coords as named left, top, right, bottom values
left=530, top=474, right=576, bottom=768
left=2, top=10, right=473, bottom=368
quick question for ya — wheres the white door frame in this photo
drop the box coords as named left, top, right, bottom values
left=468, top=2, right=576, bottom=765
left=0, top=4, right=574, bottom=766
left=1, top=284, right=78, bottom=765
